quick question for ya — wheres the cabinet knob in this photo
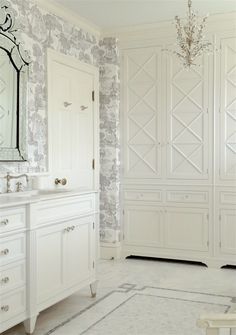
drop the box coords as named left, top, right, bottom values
left=1, top=249, right=9, bottom=256
left=1, top=277, right=9, bottom=284
left=64, top=227, right=70, bottom=233
left=0, top=219, right=9, bottom=226
left=1, top=305, right=9, bottom=312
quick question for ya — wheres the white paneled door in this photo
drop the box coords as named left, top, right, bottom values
left=123, top=47, right=162, bottom=179
left=48, top=50, right=99, bottom=190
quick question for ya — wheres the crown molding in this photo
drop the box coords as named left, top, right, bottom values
left=33, top=0, right=101, bottom=38
left=101, top=11, right=236, bottom=42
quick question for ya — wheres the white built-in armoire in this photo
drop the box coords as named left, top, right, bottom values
left=120, top=15, right=236, bottom=268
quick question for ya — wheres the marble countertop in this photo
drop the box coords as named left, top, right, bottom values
left=0, top=188, right=98, bottom=209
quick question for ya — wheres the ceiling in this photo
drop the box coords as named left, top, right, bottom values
left=53, top=0, right=236, bottom=30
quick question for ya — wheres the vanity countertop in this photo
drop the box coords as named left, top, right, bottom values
left=0, top=188, right=98, bottom=209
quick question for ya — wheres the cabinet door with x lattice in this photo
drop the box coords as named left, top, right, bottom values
left=166, top=53, right=211, bottom=181
left=219, top=36, right=236, bottom=182
left=123, top=47, right=163, bottom=180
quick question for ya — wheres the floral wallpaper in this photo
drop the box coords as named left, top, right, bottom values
left=99, top=38, right=121, bottom=243
left=0, top=0, right=121, bottom=244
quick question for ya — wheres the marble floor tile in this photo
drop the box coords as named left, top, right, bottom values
left=3, top=258, right=236, bottom=335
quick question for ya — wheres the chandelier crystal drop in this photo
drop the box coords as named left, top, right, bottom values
left=172, top=0, right=212, bottom=68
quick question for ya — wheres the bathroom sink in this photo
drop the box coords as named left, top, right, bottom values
left=0, top=189, right=72, bottom=198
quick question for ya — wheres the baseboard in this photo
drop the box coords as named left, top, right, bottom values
left=100, top=242, right=122, bottom=260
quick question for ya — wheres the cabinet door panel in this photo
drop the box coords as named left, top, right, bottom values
left=164, top=208, right=209, bottom=252
left=64, top=217, right=94, bottom=287
left=220, top=210, right=236, bottom=255
left=124, top=206, right=163, bottom=247
left=166, top=54, right=209, bottom=179
left=36, top=224, right=64, bottom=303
left=220, top=37, right=236, bottom=180
left=123, top=47, right=162, bottom=179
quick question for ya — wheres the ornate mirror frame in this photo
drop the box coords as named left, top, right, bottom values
left=0, top=0, right=30, bottom=161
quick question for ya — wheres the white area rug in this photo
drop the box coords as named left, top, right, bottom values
left=48, top=284, right=235, bottom=335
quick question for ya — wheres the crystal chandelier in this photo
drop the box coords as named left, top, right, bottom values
left=172, top=0, right=212, bottom=68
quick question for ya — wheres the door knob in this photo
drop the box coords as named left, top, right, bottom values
left=55, top=178, right=67, bottom=186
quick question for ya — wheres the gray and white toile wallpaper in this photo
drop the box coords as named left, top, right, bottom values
left=0, top=0, right=121, bottom=244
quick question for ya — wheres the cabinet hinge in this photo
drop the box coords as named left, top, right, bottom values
left=207, top=241, right=209, bottom=247
left=92, top=90, right=95, bottom=101
left=93, top=261, right=95, bottom=268
left=206, top=214, right=209, bottom=220
left=219, top=214, right=221, bottom=221
left=219, top=241, right=222, bottom=248
left=122, top=209, right=125, bottom=215
left=93, top=222, right=95, bottom=230
left=92, top=159, right=95, bottom=170
left=123, top=233, right=125, bottom=240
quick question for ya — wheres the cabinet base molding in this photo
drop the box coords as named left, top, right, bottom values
left=122, top=246, right=236, bottom=269
left=205, top=260, right=226, bottom=269
left=100, top=242, right=122, bottom=260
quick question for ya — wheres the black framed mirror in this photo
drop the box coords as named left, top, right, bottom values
left=0, top=0, right=30, bottom=161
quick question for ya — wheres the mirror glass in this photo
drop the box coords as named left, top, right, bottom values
left=0, top=48, right=17, bottom=149
left=0, top=1, right=30, bottom=161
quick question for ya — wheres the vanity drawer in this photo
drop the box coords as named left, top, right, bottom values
left=0, top=288, right=26, bottom=323
left=166, top=191, right=208, bottom=204
left=0, top=207, right=26, bottom=233
left=0, top=234, right=26, bottom=266
left=0, top=261, right=25, bottom=294
left=220, top=191, right=236, bottom=205
left=124, top=190, right=162, bottom=202
left=37, top=194, right=95, bottom=225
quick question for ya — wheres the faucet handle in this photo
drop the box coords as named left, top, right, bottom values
left=4, top=172, right=10, bottom=179
left=16, top=182, right=23, bottom=192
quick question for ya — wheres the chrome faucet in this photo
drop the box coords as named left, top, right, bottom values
left=4, top=173, right=29, bottom=193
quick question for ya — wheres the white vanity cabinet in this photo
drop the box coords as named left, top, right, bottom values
left=0, top=191, right=98, bottom=334
left=0, top=205, right=27, bottom=334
